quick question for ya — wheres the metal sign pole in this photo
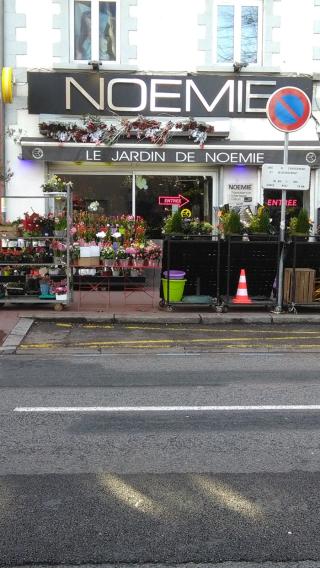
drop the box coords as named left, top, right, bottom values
left=276, top=132, right=289, bottom=312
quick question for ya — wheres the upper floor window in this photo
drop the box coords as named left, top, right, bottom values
left=71, top=0, right=119, bottom=63
left=213, top=0, right=262, bottom=65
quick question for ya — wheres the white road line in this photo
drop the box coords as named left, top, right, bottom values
left=13, top=405, right=320, bottom=413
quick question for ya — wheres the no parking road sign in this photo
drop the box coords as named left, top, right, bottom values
left=266, top=86, right=311, bottom=132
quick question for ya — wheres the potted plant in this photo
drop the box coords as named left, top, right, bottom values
left=247, top=206, right=275, bottom=240
left=116, top=245, right=129, bottom=267
left=288, top=208, right=312, bottom=241
left=219, top=208, right=243, bottom=239
left=41, top=175, right=71, bottom=193
left=54, top=213, right=67, bottom=237
left=101, top=244, right=116, bottom=266
left=163, top=211, right=184, bottom=236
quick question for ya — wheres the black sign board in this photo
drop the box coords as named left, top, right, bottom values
left=27, top=72, right=313, bottom=117
left=21, top=141, right=320, bottom=166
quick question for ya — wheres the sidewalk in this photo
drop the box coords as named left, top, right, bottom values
left=2, top=288, right=320, bottom=352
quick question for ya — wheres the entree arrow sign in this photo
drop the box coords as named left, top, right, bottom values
left=158, top=194, right=190, bottom=207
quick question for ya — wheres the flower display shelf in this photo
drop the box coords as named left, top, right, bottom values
left=0, top=188, right=73, bottom=310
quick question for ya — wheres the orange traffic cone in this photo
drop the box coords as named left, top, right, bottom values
left=232, top=268, right=252, bottom=304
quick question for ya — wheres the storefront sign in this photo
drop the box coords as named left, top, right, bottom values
left=266, top=199, right=298, bottom=207
left=21, top=141, right=320, bottom=166
left=158, top=194, right=190, bottom=207
left=27, top=72, right=312, bottom=117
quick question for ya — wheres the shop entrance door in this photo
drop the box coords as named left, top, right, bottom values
left=134, top=174, right=214, bottom=238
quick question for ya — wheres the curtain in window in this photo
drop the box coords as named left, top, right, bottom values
left=74, top=1, right=92, bottom=60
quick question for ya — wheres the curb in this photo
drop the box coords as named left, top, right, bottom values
left=0, top=318, right=34, bottom=354
left=18, top=311, right=320, bottom=325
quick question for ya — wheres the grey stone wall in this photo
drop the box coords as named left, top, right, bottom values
left=4, top=0, right=27, bottom=123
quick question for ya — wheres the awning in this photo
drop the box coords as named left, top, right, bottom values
left=20, top=138, right=320, bottom=167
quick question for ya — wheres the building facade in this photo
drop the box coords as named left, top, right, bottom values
left=2, top=0, right=320, bottom=235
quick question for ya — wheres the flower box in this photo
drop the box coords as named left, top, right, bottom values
left=75, top=257, right=100, bottom=266
left=56, top=293, right=67, bottom=301
left=80, top=245, right=100, bottom=258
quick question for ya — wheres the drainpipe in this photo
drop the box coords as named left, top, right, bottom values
left=0, top=0, right=5, bottom=221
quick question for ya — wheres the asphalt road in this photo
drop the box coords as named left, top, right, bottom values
left=2, top=325, right=320, bottom=565
left=18, top=321, right=320, bottom=353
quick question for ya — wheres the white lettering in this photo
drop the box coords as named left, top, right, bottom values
left=154, top=151, right=165, bottom=162
left=216, top=152, right=230, bottom=163
left=66, top=77, right=104, bottom=110
left=107, top=79, right=147, bottom=112
left=176, top=151, right=187, bottom=162
left=111, top=150, right=166, bottom=162
left=238, top=152, right=253, bottom=163
left=86, top=149, right=102, bottom=161
left=245, top=80, right=276, bottom=113
left=237, top=81, right=243, bottom=113
left=186, top=79, right=235, bottom=113
left=150, top=79, right=182, bottom=112
left=205, top=152, right=216, bottom=163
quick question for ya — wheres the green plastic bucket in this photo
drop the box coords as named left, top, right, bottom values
left=161, top=278, right=187, bottom=302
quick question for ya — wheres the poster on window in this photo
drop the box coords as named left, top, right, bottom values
left=223, top=167, right=258, bottom=209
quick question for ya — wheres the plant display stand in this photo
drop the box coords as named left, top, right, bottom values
left=0, top=189, right=72, bottom=309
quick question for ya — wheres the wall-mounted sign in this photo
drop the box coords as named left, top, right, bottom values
left=181, top=208, right=192, bottom=218
left=223, top=167, right=258, bottom=207
left=262, top=163, right=310, bottom=190
left=158, top=194, right=190, bottom=208
left=20, top=140, right=320, bottom=166
left=228, top=183, right=253, bottom=207
left=27, top=72, right=313, bottom=117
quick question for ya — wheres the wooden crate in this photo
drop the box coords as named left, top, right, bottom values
left=284, top=268, right=316, bottom=304
left=0, top=224, right=18, bottom=238
left=74, top=257, right=100, bottom=267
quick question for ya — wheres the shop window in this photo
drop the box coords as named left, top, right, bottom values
left=136, top=175, right=212, bottom=239
left=264, top=190, right=303, bottom=231
left=59, top=174, right=131, bottom=215
left=213, top=0, right=262, bottom=64
left=72, top=0, right=119, bottom=62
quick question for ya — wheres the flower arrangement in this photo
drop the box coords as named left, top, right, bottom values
left=51, top=239, right=67, bottom=257
left=218, top=207, right=243, bottom=236
left=88, top=200, right=100, bottom=212
left=163, top=212, right=213, bottom=237
left=116, top=246, right=128, bottom=260
left=288, top=208, right=313, bottom=237
left=55, top=213, right=67, bottom=232
left=101, top=244, right=116, bottom=260
left=41, top=175, right=71, bottom=193
left=55, top=284, right=67, bottom=294
left=39, top=115, right=215, bottom=148
left=245, top=206, right=273, bottom=234
left=18, top=212, right=44, bottom=237
left=145, top=241, right=162, bottom=263
left=71, top=213, right=147, bottom=244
